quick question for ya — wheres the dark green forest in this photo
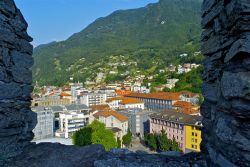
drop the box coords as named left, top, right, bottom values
left=32, top=0, right=202, bottom=86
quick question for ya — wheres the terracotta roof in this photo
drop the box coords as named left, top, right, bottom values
left=60, top=92, right=71, bottom=97
left=125, top=92, right=181, bottom=101
left=94, top=109, right=128, bottom=122
left=106, top=97, right=143, bottom=105
left=173, top=101, right=197, bottom=108
left=120, top=98, right=143, bottom=105
left=115, top=90, right=132, bottom=96
left=90, top=105, right=110, bottom=112
left=173, top=101, right=199, bottom=115
left=106, top=97, right=124, bottom=103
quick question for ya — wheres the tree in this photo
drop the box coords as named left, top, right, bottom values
left=117, top=137, right=122, bottom=148
left=122, top=128, right=132, bottom=146
left=72, top=120, right=118, bottom=151
left=197, top=95, right=204, bottom=105
left=171, top=137, right=182, bottom=152
left=145, top=133, right=157, bottom=151
left=158, top=130, right=171, bottom=151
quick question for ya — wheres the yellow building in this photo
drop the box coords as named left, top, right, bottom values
left=185, top=125, right=202, bottom=152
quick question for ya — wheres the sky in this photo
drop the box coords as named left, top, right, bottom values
left=14, top=0, right=158, bottom=46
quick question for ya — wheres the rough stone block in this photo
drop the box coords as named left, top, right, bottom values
left=11, top=66, right=32, bottom=84
left=201, top=1, right=223, bottom=29
left=221, top=72, right=250, bottom=100
left=0, top=0, right=16, bottom=17
left=0, top=47, right=11, bottom=67
left=11, top=50, right=33, bottom=68
left=202, top=83, right=218, bottom=103
left=0, top=82, right=22, bottom=100
left=224, top=34, right=250, bottom=63
left=14, top=38, right=33, bottom=54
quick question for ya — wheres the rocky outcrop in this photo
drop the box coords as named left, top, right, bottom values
left=0, top=0, right=36, bottom=160
left=201, top=0, right=250, bottom=166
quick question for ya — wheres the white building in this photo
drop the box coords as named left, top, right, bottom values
left=107, top=97, right=145, bottom=110
left=132, top=86, right=150, bottom=93
left=70, top=83, right=84, bottom=102
left=78, top=93, right=107, bottom=106
left=32, top=106, right=54, bottom=140
left=56, top=104, right=90, bottom=138
left=78, top=91, right=116, bottom=107
left=165, top=79, right=179, bottom=89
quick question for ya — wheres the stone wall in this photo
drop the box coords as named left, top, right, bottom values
left=201, top=0, right=250, bottom=166
left=1, top=0, right=250, bottom=166
left=0, top=0, right=36, bottom=159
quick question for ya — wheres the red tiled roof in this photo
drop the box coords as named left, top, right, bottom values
left=173, top=101, right=199, bottom=115
left=60, top=92, right=71, bottom=97
left=125, top=92, right=181, bottom=101
left=94, top=109, right=128, bottom=122
left=173, top=101, right=197, bottom=108
left=115, top=90, right=132, bottom=96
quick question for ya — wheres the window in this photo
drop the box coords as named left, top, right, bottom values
left=191, top=144, right=194, bottom=148
left=195, top=139, right=198, bottom=143
left=192, top=132, right=194, bottom=136
left=195, top=133, right=197, bottom=137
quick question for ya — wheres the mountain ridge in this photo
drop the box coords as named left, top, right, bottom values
left=33, top=0, right=202, bottom=86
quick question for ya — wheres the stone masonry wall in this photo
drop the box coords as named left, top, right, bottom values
left=1, top=0, right=250, bottom=166
left=201, top=0, right=250, bottom=166
left=0, top=0, right=36, bottom=159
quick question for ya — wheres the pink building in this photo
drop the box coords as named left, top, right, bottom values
left=150, top=109, right=187, bottom=152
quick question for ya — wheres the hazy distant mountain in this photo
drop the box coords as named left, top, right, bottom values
left=33, top=0, right=202, bottom=86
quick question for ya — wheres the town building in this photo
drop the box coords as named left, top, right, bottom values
left=106, top=97, right=144, bottom=110
left=165, top=79, right=179, bottom=89
left=32, top=106, right=54, bottom=140
left=70, top=82, right=84, bottom=102
left=115, top=90, right=132, bottom=96
left=56, top=104, right=90, bottom=138
left=78, top=93, right=107, bottom=106
left=77, top=91, right=117, bottom=107
left=32, top=98, right=71, bottom=107
left=59, top=92, right=72, bottom=101
left=132, top=86, right=150, bottom=93
left=179, top=91, right=200, bottom=104
left=125, top=92, right=180, bottom=111
left=50, top=106, right=64, bottom=131
left=149, top=109, right=202, bottom=153
left=185, top=123, right=202, bottom=152
left=93, top=109, right=128, bottom=139
left=118, top=109, right=154, bottom=138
